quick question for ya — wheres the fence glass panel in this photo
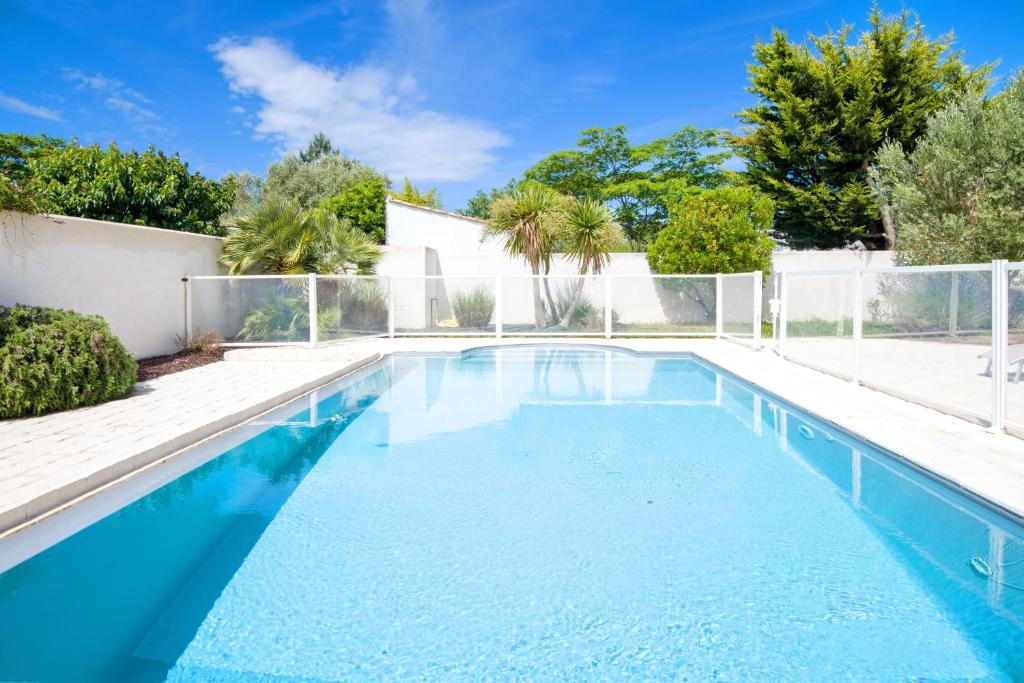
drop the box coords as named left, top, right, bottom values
left=315, top=277, right=389, bottom=341
left=611, top=276, right=717, bottom=335
left=500, top=275, right=605, bottom=336
left=1007, top=264, right=1024, bottom=431
left=783, top=273, right=855, bottom=379
left=720, top=273, right=758, bottom=339
left=392, top=276, right=497, bottom=335
left=190, top=276, right=310, bottom=344
left=859, top=268, right=991, bottom=420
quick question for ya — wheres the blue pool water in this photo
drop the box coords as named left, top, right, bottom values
left=1, top=347, right=1023, bottom=681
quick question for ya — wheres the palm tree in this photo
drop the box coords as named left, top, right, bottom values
left=557, top=198, right=623, bottom=327
left=220, top=199, right=380, bottom=275
left=485, top=187, right=565, bottom=328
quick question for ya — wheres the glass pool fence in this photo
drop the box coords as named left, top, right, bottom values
left=775, top=260, right=1023, bottom=435
left=185, top=272, right=763, bottom=345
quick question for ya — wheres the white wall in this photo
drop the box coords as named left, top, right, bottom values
left=0, top=212, right=224, bottom=358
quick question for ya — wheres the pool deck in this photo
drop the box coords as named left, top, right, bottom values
left=1, top=337, right=1022, bottom=539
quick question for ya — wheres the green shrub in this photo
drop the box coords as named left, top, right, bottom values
left=451, top=286, right=495, bottom=329
left=0, top=305, right=137, bottom=418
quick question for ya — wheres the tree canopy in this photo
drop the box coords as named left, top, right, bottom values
left=21, top=140, right=235, bottom=235
left=729, top=6, right=991, bottom=250
left=520, top=125, right=729, bottom=248
left=869, top=71, right=1024, bottom=264
left=390, top=178, right=441, bottom=209
left=646, top=186, right=775, bottom=275
left=458, top=179, right=517, bottom=219
left=320, top=175, right=389, bottom=243
left=261, top=152, right=380, bottom=211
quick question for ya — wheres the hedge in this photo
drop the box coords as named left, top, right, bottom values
left=0, top=305, right=137, bottom=418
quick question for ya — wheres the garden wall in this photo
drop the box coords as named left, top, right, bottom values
left=0, top=212, right=223, bottom=358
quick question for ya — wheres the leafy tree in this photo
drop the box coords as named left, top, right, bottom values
left=27, top=141, right=235, bottom=235
left=0, top=133, right=63, bottom=214
left=221, top=199, right=380, bottom=275
left=730, top=6, right=991, bottom=250
left=458, top=178, right=517, bottom=219
left=299, top=132, right=337, bottom=163
left=524, top=125, right=728, bottom=248
left=320, top=175, right=389, bottom=243
left=262, top=148, right=378, bottom=210
left=869, top=71, right=1024, bottom=264
left=647, top=186, right=775, bottom=275
left=390, top=177, right=441, bottom=209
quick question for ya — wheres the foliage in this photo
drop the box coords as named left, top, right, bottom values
left=866, top=272, right=991, bottom=334
left=320, top=175, right=389, bottom=243
left=451, top=286, right=495, bottom=329
left=220, top=199, right=381, bottom=275
left=26, top=141, right=235, bottom=235
left=729, top=6, right=991, bottom=250
left=0, top=305, right=137, bottom=418
left=299, top=132, right=337, bottom=163
left=221, top=170, right=264, bottom=218
left=523, top=125, right=728, bottom=247
left=869, top=71, right=1024, bottom=264
left=486, top=187, right=568, bottom=327
left=390, top=177, right=441, bottom=209
left=560, top=197, right=623, bottom=275
left=236, top=285, right=315, bottom=342
left=647, top=186, right=775, bottom=275
left=262, top=149, right=378, bottom=211
left=458, top=179, right=517, bottom=219
left=544, top=286, right=614, bottom=331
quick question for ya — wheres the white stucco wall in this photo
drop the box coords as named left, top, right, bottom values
left=0, top=212, right=224, bottom=358
left=382, top=200, right=899, bottom=331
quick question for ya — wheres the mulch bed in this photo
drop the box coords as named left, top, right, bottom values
left=136, top=349, right=225, bottom=382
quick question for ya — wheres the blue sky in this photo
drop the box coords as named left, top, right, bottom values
left=2, top=1, right=1022, bottom=210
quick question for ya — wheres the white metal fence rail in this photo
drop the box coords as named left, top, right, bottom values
left=185, top=271, right=763, bottom=346
left=774, top=260, right=1023, bottom=437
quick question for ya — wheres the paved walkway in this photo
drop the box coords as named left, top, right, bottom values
left=2, top=337, right=1023, bottom=539
left=0, top=353, right=378, bottom=534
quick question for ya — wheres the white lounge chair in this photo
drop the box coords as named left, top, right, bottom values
left=979, top=344, right=1024, bottom=382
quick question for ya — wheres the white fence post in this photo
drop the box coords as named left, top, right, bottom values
left=604, top=274, right=612, bottom=339
left=949, top=271, right=961, bottom=336
left=308, top=273, right=318, bottom=348
left=495, top=275, right=503, bottom=339
left=753, top=271, right=763, bottom=346
left=182, top=275, right=192, bottom=342
left=991, top=260, right=1008, bottom=431
left=387, top=276, right=395, bottom=339
left=851, top=268, right=863, bottom=384
left=715, top=273, right=724, bottom=338
left=778, top=272, right=788, bottom=358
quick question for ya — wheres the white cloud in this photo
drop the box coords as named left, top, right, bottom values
left=62, top=68, right=165, bottom=134
left=209, top=37, right=508, bottom=182
left=0, top=92, right=61, bottom=121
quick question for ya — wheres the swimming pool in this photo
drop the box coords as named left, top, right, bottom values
left=0, top=347, right=1022, bottom=681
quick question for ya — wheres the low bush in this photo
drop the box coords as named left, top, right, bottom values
left=451, top=286, right=495, bottom=329
left=0, top=305, right=137, bottom=418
